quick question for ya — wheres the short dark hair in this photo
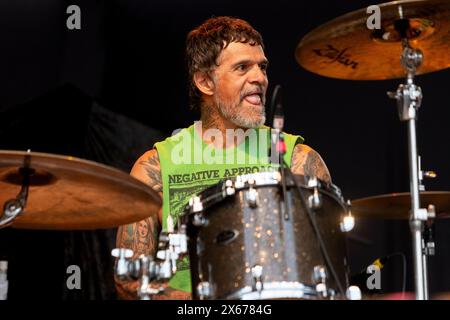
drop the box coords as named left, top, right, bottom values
left=186, top=16, right=264, bottom=109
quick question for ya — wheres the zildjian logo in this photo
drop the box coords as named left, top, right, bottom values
left=313, top=45, right=359, bottom=69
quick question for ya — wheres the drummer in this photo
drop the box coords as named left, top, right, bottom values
left=115, top=16, right=331, bottom=300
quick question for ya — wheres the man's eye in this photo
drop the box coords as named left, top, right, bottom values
left=237, top=64, right=247, bottom=71
left=260, top=63, right=268, bottom=72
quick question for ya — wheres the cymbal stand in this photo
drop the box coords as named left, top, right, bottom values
left=387, top=27, right=435, bottom=299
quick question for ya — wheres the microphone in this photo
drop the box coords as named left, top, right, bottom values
left=269, top=85, right=284, bottom=164
left=271, top=85, right=284, bottom=131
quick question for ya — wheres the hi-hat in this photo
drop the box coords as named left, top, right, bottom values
left=0, top=150, right=161, bottom=230
left=296, top=0, right=450, bottom=80
left=351, top=191, right=450, bottom=219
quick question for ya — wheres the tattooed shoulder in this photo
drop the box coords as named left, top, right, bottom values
left=131, top=149, right=162, bottom=193
left=290, top=144, right=332, bottom=184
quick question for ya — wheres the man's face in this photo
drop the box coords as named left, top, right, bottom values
left=211, top=42, right=268, bottom=128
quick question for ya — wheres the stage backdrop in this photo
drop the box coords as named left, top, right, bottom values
left=0, top=0, right=449, bottom=299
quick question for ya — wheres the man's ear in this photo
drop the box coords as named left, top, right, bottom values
left=193, top=71, right=215, bottom=96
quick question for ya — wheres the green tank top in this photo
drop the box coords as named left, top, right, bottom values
left=154, top=122, right=304, bottom=293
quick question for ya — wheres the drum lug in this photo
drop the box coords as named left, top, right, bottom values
left=340, top=215, right=355, bottom=232
left=272, top=171, right=281, bottom=182
left=196, top=240, right=204, bottom=256
left=226, top=186, right=235, bottom=196
left=245, top=188, right=259, bottom=208
left=312, top=265, right=328, bottom=299
left=196, top=281, right=212, bottom=300
left=235, top=176, right=245, bottom=189
left=308, top=187, right=322, bottom=209
left=189, top=196, right=204, bottom=213
left=346, top=286, right=362, bottom=300
left=225, top=180, right=235, bottom=196
left=340, top=200, right=355, bottom=232
left=307, top=176, right=320, bottom=188
left=251, top=265, right=264, bottom=293
left=192, top=213, right=208, bottom=227
left=307, top=176, right=322, bottom=209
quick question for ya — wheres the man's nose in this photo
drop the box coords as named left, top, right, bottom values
left=249, top=65, right=267, bottom=84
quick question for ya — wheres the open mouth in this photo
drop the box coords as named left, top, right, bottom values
left=243, top=91, right=263, bottom=105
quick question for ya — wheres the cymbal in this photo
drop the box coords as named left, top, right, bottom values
left=296, top=0, right=450, bottom=80
left=0, top=150, right=161, bottom=230
left=351, top=191, right=450, bottom=219
left=364, top=291, right=450, bottom=300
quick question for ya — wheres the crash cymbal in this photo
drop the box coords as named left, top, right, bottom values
left=296, top=0, right=450, bottom=80
left=351, top=191, right=450, bottom=219
left=0, top=150, right=161, bottom=230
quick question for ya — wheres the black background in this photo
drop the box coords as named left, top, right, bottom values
left=0, top=0, right=449, bottom=299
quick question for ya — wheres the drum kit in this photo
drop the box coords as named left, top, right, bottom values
left=1, top=0, right=449, bottom=300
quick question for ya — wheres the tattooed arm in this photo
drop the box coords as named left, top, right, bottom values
left=290, top=144, right=332, bottom=185
left=115, top=149, right=191, bottom=300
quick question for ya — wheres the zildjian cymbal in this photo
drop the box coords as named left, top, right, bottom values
left=296, top=0, right=450, bottom=80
